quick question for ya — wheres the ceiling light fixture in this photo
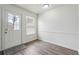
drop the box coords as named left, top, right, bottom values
left=42, top=4, right=49, bottom=8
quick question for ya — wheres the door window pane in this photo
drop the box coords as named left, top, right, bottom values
left=8, top=13, right=14, bottom=25
left=14, top=15, right=20, bottom=30
left=8, top=13, right=20, bottom=30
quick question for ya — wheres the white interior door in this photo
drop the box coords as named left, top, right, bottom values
left=0, top=8, right=1, bottom=51
left=22, top=15, right=37, bottom=43
left=3, top=9, right=21, bottom=49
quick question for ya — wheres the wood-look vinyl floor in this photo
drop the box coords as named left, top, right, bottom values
left=4, top=40, right=78, bottom=55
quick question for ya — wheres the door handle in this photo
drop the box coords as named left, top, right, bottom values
left=4, top=31, right=7, bottom=34
left=4, top=28, right=8, bottom=34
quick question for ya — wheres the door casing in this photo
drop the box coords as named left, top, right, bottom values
left=0, top=7, right=2, bottom=51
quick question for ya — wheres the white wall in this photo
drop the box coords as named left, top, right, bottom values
left=78, top=5, right=79, bottom=53
left=38, top=5, right=78, bottom=51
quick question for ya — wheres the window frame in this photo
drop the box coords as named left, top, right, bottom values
left=26, top=16, right=36, bottom=35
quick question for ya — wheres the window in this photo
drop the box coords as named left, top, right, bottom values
left=8, top=13, right=20, bottom=30
left=8, top=13, right=14, bottom=25
left=14, top=15, right=20, bottom=30
left=26, top=16, right=36, bottom=35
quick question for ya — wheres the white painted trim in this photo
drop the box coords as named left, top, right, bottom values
left=39, top=31, right=77, bottom=35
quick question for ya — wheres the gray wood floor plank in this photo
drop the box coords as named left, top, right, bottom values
left=4, top=40, right=78, bottom=55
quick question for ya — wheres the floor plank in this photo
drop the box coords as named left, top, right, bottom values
left=4, top=40, right=78, bottom=55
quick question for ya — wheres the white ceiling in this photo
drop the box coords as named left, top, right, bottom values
left=16, top=4, right=63, bottom=14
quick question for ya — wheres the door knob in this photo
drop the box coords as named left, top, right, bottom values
left=5, top=31, right=7, bottom=34
left=4, top=28, right=8, bottom=34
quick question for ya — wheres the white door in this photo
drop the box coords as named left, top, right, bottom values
left=22, top=15, right=37, bottom=43
left=3, top=9, right=21, bottom=49
left=0, top=8, right=1, bottom=51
